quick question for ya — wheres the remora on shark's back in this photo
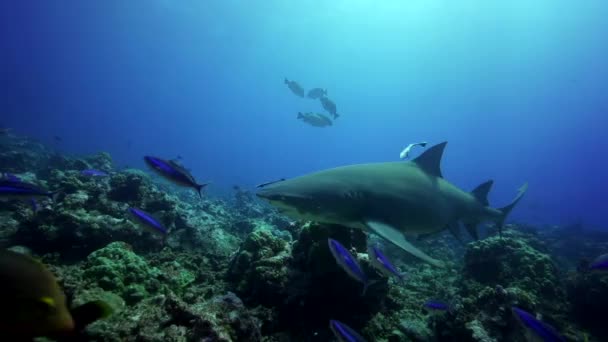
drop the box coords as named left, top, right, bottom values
left=256, top=142, right=528, bottom=267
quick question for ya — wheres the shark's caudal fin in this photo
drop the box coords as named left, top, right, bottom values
left=496, top=182, right=529, bottom=234
left=366, top=220, right=445, bottom=268
left=412, top=141, right=447, bottom=178
left=195, top=183, right=209, bottom=199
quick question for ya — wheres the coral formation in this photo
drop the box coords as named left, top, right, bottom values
left=0, top=133, right=605, bottom=341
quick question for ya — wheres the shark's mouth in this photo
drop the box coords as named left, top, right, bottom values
left=255, top=178, right=287, bottom=188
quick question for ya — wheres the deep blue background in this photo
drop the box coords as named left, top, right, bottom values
left=1, top=1, right=606, bottom=227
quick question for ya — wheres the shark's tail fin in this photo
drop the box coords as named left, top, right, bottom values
left=496, top=182, right=528, bottom=235
left=195, top=183, right=210, bottom=200
left=297, top=112, right=304, bottom=119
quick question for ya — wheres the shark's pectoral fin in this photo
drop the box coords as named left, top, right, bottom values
left=365, top=220, right=445, bottom=268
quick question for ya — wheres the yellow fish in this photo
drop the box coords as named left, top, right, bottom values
left=0, top=249, right=111, bottom=339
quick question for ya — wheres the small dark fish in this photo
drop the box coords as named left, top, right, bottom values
left=328, top=238, right=370, bottom=295
left=589, top=253, right=608, bottom=271
left=512, top=307, right=566, bottom=342
left=297, top=112, right=333, bottom=127
left=143, top=156, right=208, bottom=198
left=307, top=87, right=327, bottom=99
left=320, top=96, right=339, bottom=119
left=175, top=155, right=183, bottom=160
left=329, top=320, right=368, bottom=342
left=424, top=300, right=451, bottom=312
left=400, top=142, right=428, bottom=160
left=368, top=245, right=406, bottom=283
left=256, top=178, right=286, bottom=188
left=284, top=78, right=305, bottom=97
left=0, top=180, right=58, bottom=201
left=128, top=207, right=168, bottom=236
left=577, top=258, right=590, bottom=273
left=0, top=128, right=11, bottom=135
left=30, top=198, right=39, bottom=213
left=80, top=169, right=109, bottom=177
left=53, top=136, right=62, bottom=143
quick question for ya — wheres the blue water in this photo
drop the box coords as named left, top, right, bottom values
left=1, top=1, right=606, bottom=227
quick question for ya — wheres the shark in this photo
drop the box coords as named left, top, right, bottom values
left=256, top=142, right=528, bottom=267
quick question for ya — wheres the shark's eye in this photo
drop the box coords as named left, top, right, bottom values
left=343, top=191, right=363, bottom=199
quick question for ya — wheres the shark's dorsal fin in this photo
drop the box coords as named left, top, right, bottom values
left=471, top=180, right=494, bottom=206
left=412, top=142, right=447, bottom=178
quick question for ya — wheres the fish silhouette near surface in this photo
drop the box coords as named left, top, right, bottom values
left=319, top=96, right=339, bottom=119
left=307, top=87, right=327, bottom=99
left=297, top=112, right=333, bottom=127
left=400, top=142, right=428, bottom=159
left=284, top=78, right=305, bottom=97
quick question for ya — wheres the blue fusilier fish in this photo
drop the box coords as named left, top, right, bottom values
left=0, top=180, right=58, bottom=202
left=328, top=238, right=371, bottom=295
left=423, top=300, right=452, bottom=314
left=1, top=175, right=42, bottom=213
left=30, top=198, right=39, bottom=213
left=128, top=207, right=168, bottom=236
left=588, top=253, right=608, bottom=271
left=80, top=169, right=109, bottom=177
left=367, top=245, right=406, bottom=284
left=1, top=173, right=20, bottom=182
left=511, top=307, right=565, bottom=342
left=144, top=156, right=208, bottom=199
left=329, top=320, right=368, bottom=342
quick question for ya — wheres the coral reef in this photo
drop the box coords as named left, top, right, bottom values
left=226, top=228, right=291, bottom=306
left=0, top=132, right=606, bottom=341
left=227, top=222, right=390, bottom=340
left=434, top=231, right=568, bottom=342
left=567, top=270, right=608, bottom=340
